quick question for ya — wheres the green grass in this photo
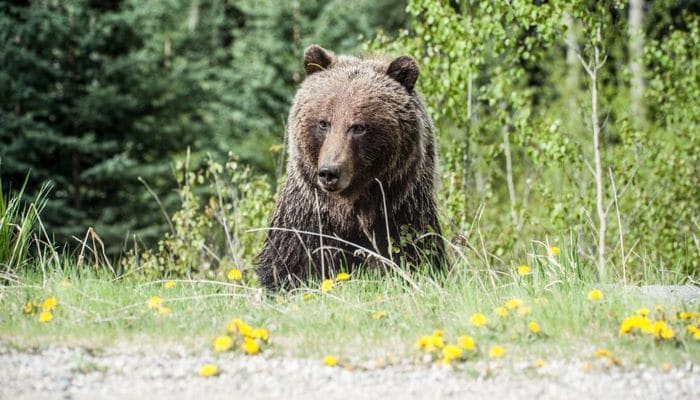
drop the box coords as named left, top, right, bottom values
left=2, top=262, right=698, bottom=368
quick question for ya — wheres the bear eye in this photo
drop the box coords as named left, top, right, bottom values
left=318, top=120, right=329, bottom=131
left=352, top=124, right=367, bottom=135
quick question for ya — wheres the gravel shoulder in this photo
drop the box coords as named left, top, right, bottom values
left=1, top=343, right=698, bottom=400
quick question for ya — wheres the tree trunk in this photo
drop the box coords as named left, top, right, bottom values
left=629, top=0, right=646, bottom=124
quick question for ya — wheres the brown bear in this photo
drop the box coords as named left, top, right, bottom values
left=257, top=45, right=445, bottom=290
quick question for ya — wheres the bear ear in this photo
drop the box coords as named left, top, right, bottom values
left=304, top=45, right=334, bottom=76
left=387, top=56, right=419, bottom=92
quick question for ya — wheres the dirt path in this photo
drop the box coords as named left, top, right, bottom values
left=1, top=343, right=698, bottom=400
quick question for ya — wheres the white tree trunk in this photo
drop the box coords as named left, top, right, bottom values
left=629, top=0, right=646, bottom=123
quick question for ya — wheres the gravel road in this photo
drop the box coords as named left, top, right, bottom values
left=1, top=343, right=698, bottom=400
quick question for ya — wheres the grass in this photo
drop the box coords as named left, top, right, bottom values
left=2, top=261, right=698, bottom=369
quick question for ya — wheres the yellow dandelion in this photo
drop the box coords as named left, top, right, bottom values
left=494, top=307, right=508, bottom=318
left=516, top=265, right=531, bottom=276
left=619, top=315, right=652, bottom=336
left=414, top=335, right=431, bottom=350
left=303, top=293, right=313, bottom=301
left=212, top=335, right=234, bottom=352
left=198, top=363, right=219, bottom=377
left=227, top=268, right=242, bottom=281
left=678, top=311, right=691, bottom=320
left=470, top=313, right=487, bottom=327
left=528, top=322, right=541, bottom=334
left=41, top=297, right=58, bottom=312
left=242, top=338, right=260, bottom=355
left=38, top=311, right=53, bottom=323
left=505, top=298, right=523, bottom=310
left=533, top=359, right=545, bottom=368
left=321, top=279, right=333, bottom=293
left=251, top=328, right=269, bottom=341
left=594, top=349, right=612, bottom=358
left=587, top=289, right=603, bottom=301
left=549, top=246, right=560, bottom=256
left=457, top=335, right=475, bottom=351
left=488, top=345, right=505, bottom=358
left=335, top=272, right=351, bottom=282
left=694, top=330, right=700, bottom=341
left=323, top=355, right=338, bottom=366
left=636, top=308, right=650, bottom=317
left=226, top=318, right=253, bottom=337
left=518, top=306, right=532, bottom=316
left=147, top=296, right=163, bottom=309
left=432, top=330, right=444, bottom=337
left=441, top=345, right=463, bottom=364
left=652, top=321, right=675, bottom=340
left=163, top=281, right=177, bottom=289
left=156, top=306, right=172, bottom=316
left=372, top=311, right=387, bottom=320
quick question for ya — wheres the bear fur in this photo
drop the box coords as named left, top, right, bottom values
left=257, top=45, right=445, bottom=290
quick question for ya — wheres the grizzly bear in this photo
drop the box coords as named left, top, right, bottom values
left=257, top=45, right=445, bottom=290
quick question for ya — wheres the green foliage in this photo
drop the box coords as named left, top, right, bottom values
left=368, top=0, right=699, bottom=279
left=121, top=154, right=275, bottom=280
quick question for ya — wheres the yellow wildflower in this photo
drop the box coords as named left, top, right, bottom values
left=533, top=359, right=545, bottom=368
left=494, top=307, right=508, bottom=318
left=694, top=330, right=700, bottom=341
left=432, top=330, right=444, bottom=337
left=516, top=265, right=531, bottom=276
left=335, top=272, right=351, bottom=282
left=226, top=318, right=253, bottom=337
left=38, top=311, right=53, bottom=323
left=549, top=246, right=560, bottom=256
left=519, top=306, right=532, bottom=316
left=457, top=335, right=475, bottom=351
left=227, top=268, right=242, bottom=281
left=147, top=296, right=163, bottom=309
left=372, top=311, right=387, bottom=320
left=41, top=297, right=58, bottom=312
left=156, top=306, right=172, bottom=316
left=212, top=335, right=234, bottom=352
left=303, top=293, right=313, bottom=301
left=594, top=349, right=612, bottom=358
left=414, top=336, right=431, bottom=350
left=323, top=355, right=338, bottom=366
left=488, top=345, right=505, bottom=358
left=414, top=334, right=444, bottom=352
left=251, top=328, right=269, bottom=341
left=164, top=281, right=177, bottom=289
left=505, top=298, right=523, bottom=310
left=678, top=311, right=691, bottom=320
left=321, top=279, right=333, bottom=293
left=242, top=338, right=260, bottom=355
left=528, top=322, right=541, bottom=334
left=587, top=289, right=603, bottom=301
left=652, top=321, right=675, bottom=340
left=470, top=313, right=487, bottom=327
left=441, top=345, right=463, bottom=364
left=636, top=308, right=650, bottom=317
left=198, top=364, right=219, bottom=377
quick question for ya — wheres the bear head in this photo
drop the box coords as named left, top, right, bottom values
left=288, top=45, right=424, bottom=199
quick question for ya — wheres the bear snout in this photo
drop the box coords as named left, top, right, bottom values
left=318, top=164, right=342, bottom=192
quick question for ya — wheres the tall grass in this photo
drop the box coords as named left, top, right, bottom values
left=0, top=177, right=50, bottom=276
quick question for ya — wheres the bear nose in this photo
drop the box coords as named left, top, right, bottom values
left=318, top=165, right=341, bottom=190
